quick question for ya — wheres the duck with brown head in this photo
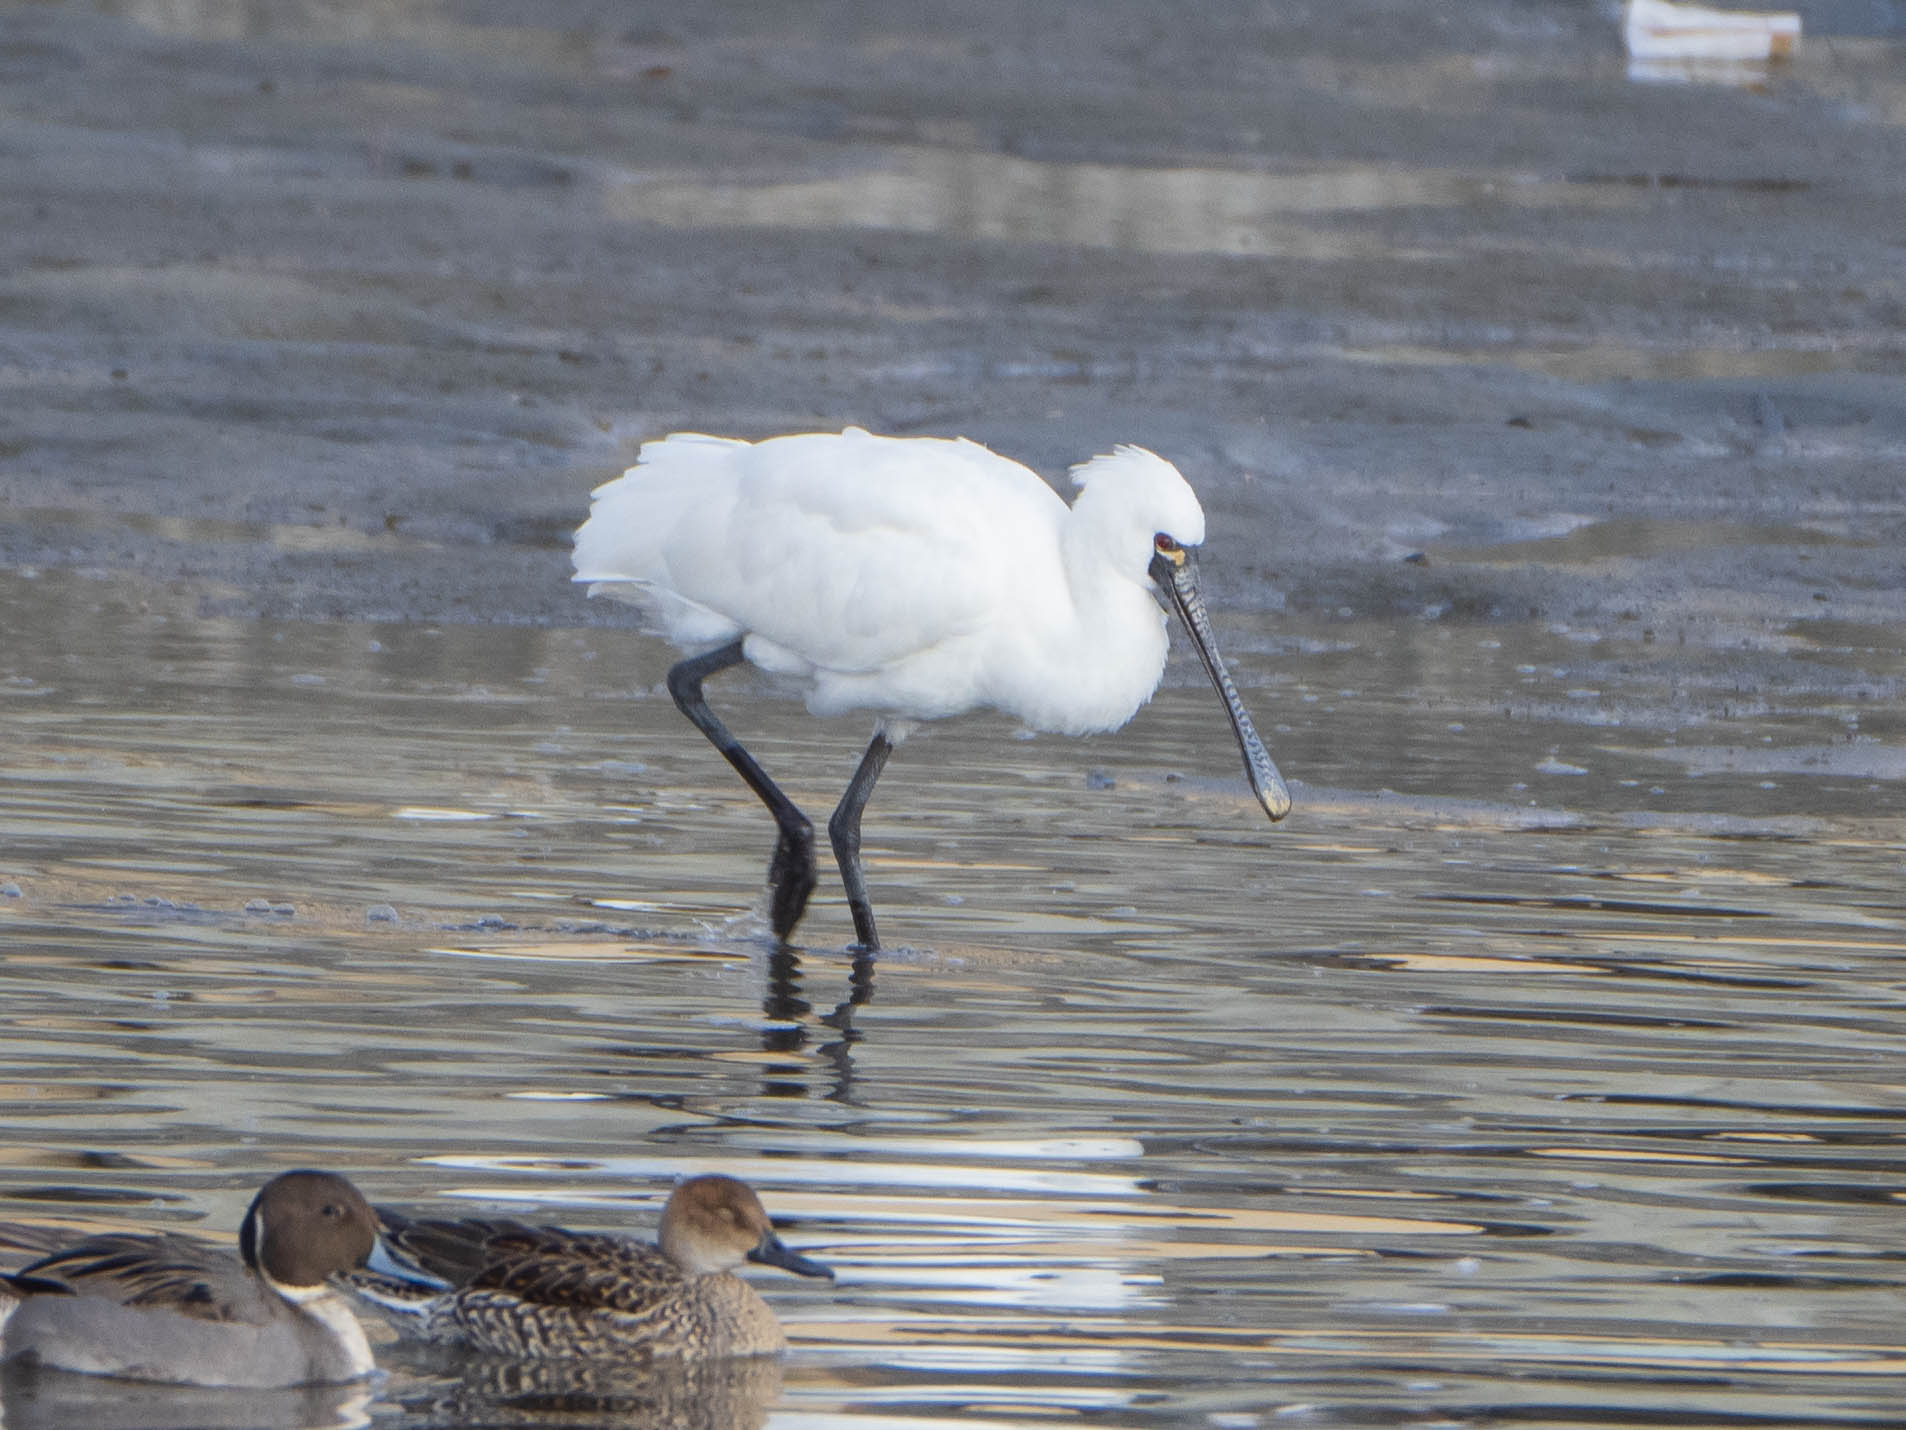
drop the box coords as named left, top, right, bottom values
left=344, top=1173, right=834, bottom=1360
left=0, top=1170, right=396, bottom=1388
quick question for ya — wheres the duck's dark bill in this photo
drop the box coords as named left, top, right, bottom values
left=1150, top=550, right=1292, bottom=822
left=749, top=1231, right=835, bottom=1280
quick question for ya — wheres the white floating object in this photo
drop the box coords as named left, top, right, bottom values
left=1623, top=0, right=1800, bottom=63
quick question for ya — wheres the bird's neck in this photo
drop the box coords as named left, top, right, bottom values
left=995, top=526, right=1167, bottom=736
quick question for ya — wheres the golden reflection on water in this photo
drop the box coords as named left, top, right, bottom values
left=4, top=573, right=1906, bottom=1423
left=799, top=1316, right=1906, bottom=1374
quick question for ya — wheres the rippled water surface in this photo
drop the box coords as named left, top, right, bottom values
left=4, top=568, right=1906, bottom=1428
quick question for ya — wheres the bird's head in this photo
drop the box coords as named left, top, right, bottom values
left=1067, top=445, right=1206, bottom=579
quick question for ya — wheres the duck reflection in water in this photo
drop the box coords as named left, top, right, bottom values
left=381, top=1342, right=784, bottom=1430
left=0, top=1371, right=376, bottom=1430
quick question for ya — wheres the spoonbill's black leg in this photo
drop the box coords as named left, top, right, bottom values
left=666, top=641, right=816, bottom=941
left=828, top=731, right=894, bottom=952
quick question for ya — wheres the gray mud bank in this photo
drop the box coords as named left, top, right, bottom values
left=1, top=2, right=1902, bottom=709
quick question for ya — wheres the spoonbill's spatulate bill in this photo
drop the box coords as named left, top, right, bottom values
left=572, top=428, right=1290, bottom=950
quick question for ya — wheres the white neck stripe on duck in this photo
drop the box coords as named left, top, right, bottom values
left=243, top=1203, right=331, bottom=1301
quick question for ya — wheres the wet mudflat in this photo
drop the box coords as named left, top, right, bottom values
left=4, top=569, right=1905, bottom=1427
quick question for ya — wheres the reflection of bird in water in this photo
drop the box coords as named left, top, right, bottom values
left=0, top=1370, right=377, bottom=1430
left=763, top=945, right=877, bottom=1103
left=573, top=428, right=1291, bottom=951
left=385, top=1344, right=783, bottom=1430
left=344, top=1175, right=832, bottom=1361
left=0, top=1171, right=390, bottom=1389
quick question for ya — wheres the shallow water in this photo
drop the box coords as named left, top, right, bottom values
left=3, top=567, right=1906, bottom=1427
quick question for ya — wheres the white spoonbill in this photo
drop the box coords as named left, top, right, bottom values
left=572, top=427, right=1290, bottom=950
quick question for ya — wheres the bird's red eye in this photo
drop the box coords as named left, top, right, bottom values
left=1154, top=534, right=1177, bottom=552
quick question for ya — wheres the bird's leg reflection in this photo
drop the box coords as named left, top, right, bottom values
left=665, top=640, right=817, bottom=941
left=760, top=947, right=877, bottom=1103
left=820, top=947, right=876, bottom=1027
left=827, top=730, right=893, bottom=951
left=763, top=945, right=810, bottom=1032
left=814, top=948, right=876, bottom=1103
left=759, top=946, right=812, bottom=1099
